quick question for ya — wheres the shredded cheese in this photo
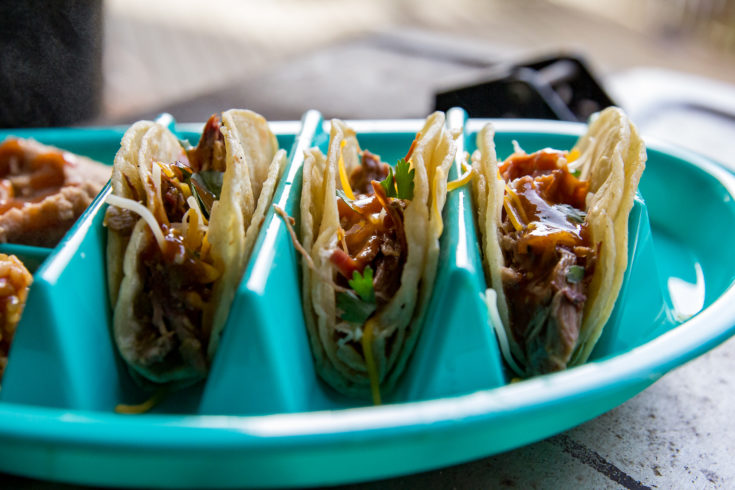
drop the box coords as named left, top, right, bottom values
left=106, top=194, right=167, bottom=252
left=338, top=140, right=355, bottom=200
left=503, top=196, right=524, bottom=232
left=158, top=162, right=175, bottom=179
left=178, top=180, right=193, bottom=200
left=200, top=233, right=211, bottom=260
left=566, top=148, right=580, bottom=164
left=184, top=208, right=201, bottom=252
left=337, top=226, right=348, bottom=254
left=431, top=173, right=444, bottom=237
left=186, top=195, right=208, bottom=227
left=447, top=160, right=474, bottom=191
left=115, top=389, right=169, bottom=414
left=151, top=161, right=168, bottom=226
left=362, top=317, right=382, bottom=405
left=504, top=184, right=528, bottom=224
left=404, top=131, right=421, bottom=161
left=199, top=261, right=221, bottom=283
left=162, top=162, right=193, bottom=200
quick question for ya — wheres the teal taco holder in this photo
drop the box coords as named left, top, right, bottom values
left=0, top=111, right=733, bottom=488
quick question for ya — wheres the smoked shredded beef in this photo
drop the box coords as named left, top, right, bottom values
left=349, top=151, right=389, bottom=195
left=331, top=152, right=408, bottom=307
left=134, top=230, right=212, bottom=376
left=499, top=150, right=596, bottom=374
left=114, top=113, right=227, bottom=376
left=186, top=114, right=226, bottom=172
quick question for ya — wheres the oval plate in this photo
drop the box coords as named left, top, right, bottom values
left=0, top=115, right=733, bottom=488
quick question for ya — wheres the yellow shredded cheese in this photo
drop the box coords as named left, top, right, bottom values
left=338, top=139, right=355, bottom=200
left=201, top=233, right=211, bottom=260
left=362, top=317, right=382, bottom=405
left=504, top=184, right=528, bottom=224
left=199, top=261, right=221, bottom=283
left=337, top=226, right=348, bottom=253
left=178, top=181, right=192, bottom=199
left=186, top=195, right=208, bottom=227
left=184, top=208, right=201, bottom=252
left=158, top=162, right=175, bottom=178
left=431, top=173, right=444, bottom=237
left=567, top=148, right=580, bottom=164
left=447, top=161, right=474, bottom=191
left=503, top=196, right=524, bottom=232
left=115, top=388, right=168, bottom=414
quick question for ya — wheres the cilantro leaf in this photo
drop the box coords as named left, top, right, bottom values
left=571, top=169, right=581, bottom=178
left=189, top=170, right=223, bottom=218
left=337, top=291, right=376, bottom=324
left=336, top=267, right=377, bottom=324
left=379, top=167, right=397, bottom=198
left=554, top=203, right=586, bottom=224
left=566, top=265, right=585, bottom=284
left=394, top=158, right=415, bottom=200
left=336, top=189, right=354, bottom=204
left=348, top=266, right=375, bottom=303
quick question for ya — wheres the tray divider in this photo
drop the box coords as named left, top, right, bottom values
left=199, top=110, right=329, bottom=415
left=1, top=192, right=123, bottom=410
left=391, top=108, right=507, bottom=403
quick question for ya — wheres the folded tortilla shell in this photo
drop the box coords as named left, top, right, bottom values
left=108, top=110, right=286, bottom=384
left=472, top=107, right=646, bottom=373
left=300, top=112, right=455, bottom=397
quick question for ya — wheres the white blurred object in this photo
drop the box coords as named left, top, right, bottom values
left=608, top=68, right=735, bottom=169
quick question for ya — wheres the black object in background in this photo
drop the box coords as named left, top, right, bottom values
left=0, top=0, right=103, bottom=128
left=435, top=55, right=616, bottom=121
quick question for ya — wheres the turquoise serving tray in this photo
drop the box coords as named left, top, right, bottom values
left=0, top=110, right=733, bottom=488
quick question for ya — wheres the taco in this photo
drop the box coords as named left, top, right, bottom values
left=295, top=112, right=456, bottom=402
left=104, top=109, right=286, bottom=386
left=472, top=107, right=645, bottom=376
left=0, top=253, right=32, bottom=385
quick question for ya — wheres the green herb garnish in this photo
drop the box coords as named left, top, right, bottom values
left=380, top=167, right=396, bottom=197
left=378, top=158, right=414, bottom=200
left=189, top=170, right=223, bottom=218
left=337, top=291, right=376, bottom=324
left=554, top=203, right=586, bottom=224
left=336, top=266, right=376, bottom=323
left=348, top=266, right=375, bottom=303
left=336, top=189, right=354, bottom=204
left=566, top=265, right=585, bottom=284
left=394, top=158, right=415, bottom=200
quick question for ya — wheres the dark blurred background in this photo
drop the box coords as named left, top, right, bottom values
left=0, top=0, right=103, bottom=127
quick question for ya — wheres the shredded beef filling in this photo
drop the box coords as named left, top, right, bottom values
left=133, top=230, right=213, bottom=374
left=124, top=113, right=226, bottom=375
left=499, top=150, right=596, bottom=373
left=331, top=153, right=408, bottom=308
left=348, top=151, right=388, bottom=195
left=186, top=114, right=226, bottom=173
